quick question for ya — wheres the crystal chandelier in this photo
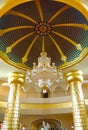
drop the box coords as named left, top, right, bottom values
left=26, top=51, right=63, bottom=92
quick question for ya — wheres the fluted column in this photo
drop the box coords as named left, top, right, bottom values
left=2, top=72, right=25, bottom=130
left=66, top=70, right=88, bottom=130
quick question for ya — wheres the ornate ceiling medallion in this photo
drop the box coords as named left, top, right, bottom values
left=34, top=22, right=52, bottom=36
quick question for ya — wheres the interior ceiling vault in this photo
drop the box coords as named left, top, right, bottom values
left=0, top=0, right=88, bottom=70
left=0, top=0, right=88, bottom=115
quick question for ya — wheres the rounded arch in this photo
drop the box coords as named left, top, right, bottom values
left=31, top=118, right=63, bottom=130
left=0, top=0, right=88, bottom=20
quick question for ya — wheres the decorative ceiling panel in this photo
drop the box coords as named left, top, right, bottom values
left=0, top=0, right=88, bottom=70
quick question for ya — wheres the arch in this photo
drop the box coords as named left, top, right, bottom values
left=31, top=119, right=63, bottom=130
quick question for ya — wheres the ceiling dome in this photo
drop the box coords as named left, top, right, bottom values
left=0, top=0, right=88, bottom=70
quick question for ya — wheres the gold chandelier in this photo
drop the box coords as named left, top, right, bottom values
left=25, top=51, right=63, bottom=93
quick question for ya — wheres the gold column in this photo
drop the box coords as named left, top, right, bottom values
left=2, top=72, right=25, bottom=130
left=66, top=70, right=88, bottom=130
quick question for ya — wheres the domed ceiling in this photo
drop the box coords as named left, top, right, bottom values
left=0, top=0, right=88, bottom=70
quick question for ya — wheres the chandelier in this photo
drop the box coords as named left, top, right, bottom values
left=25, top=51, right=63, bottom=93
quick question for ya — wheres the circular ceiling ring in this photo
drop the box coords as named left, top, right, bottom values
left=0, top=0, right=88, bottom=20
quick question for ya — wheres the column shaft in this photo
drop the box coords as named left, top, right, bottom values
left=66, top=70, right=88, bottom=130
left=70, top=81, right=88, bottom=130
left=2, top=72, right=25, bottom=130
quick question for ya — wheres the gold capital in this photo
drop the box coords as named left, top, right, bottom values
left=66, top=70, right=83, bottom=84
left=8, top=72, right=25, bottom=86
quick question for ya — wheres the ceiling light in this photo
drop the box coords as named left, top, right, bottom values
left=25, top=51, right=63, bottom=91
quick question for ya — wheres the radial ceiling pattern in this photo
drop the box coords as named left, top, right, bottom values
left=0, top=0, right=88, bottom=70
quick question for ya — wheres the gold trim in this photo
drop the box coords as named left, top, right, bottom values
left=48, top=34, right=67, bottom=62
left=0, top=51, right=28, bottom=71
left=21, top=102, right=72, bottom=109
left=0, top=98, right=88, bottom=109
left=53, top=0, right=88, bottom=20
left=0, top=0, right=32, bottom=17
left=59, top=47, right=88, bottom=69
left=0, top=44, right=88, bottom=71
left=52, top=31, right=82, bottom=50
left=6, top=10, right=37, bottom=24
left=34, top=0, right=44, bottom=22
left=52, top=23, right=88, bottom=30
left=1, top=44, right=87, bottom=71
left=6, top=32, right=34, bottom=53
left=0, top=26, right=34, bottom=36
left=22, top=35, right=39, bottom=63
left=48, top=5, right=70, bottom=23
left=0, top=0, right=88, bottom=21
left=0, top=101, right=72, bottom=109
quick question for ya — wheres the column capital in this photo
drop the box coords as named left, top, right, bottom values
left=66, top=70, right=83, bottom=84
left=8, top=72, right=25, bottom=86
